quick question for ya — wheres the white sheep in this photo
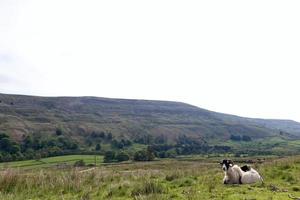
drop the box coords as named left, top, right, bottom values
left=220, top=159, right=263, bottom=184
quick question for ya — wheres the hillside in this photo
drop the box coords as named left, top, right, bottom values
left=1, top=93, right=300, bottom=141
left=0, top=93, right=300, bottom=158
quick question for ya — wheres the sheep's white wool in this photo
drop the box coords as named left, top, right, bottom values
left=223, top=165, right=262, bottom=184
left=240, top=168, right=263, bottom=184
left=223, top=165, right=242, bottom=184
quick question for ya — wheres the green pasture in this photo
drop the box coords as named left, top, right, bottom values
left=0, top=155, right=103, bottom=169
left=0, top=155, right=299, bottom=199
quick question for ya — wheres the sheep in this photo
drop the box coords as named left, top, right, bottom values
left=220, top=159, right=263, bottom=184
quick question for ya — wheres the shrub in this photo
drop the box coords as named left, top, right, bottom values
left=95, top=143, right=101, bottom=151
left=242, top=135, right=252, bottom=141
left=74, top=160, right=85, bottom=167
left=165, top=149, right=177, bottom=158
left=111, top=139, right=132, bottom=149
left=115, top=151, right=130, bottom=162
left=55, top=128, right=63, bottom=136
left=104, top=151, right=115, bottom=163
left=230, top=134, right=241, bottom=141
left=133, top=148, right=155, bottom=161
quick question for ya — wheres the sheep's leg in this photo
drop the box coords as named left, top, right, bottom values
left=223, top=177, right=228, bottom=184
left=238, top=176, right=242, bottom=184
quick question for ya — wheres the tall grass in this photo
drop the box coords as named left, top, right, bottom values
left=0, top=156, right=299, bottom=199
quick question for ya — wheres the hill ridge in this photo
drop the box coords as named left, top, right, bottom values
left=1, top=92, right=300, bottom=142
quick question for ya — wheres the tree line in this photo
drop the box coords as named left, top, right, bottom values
left=0, top=129, right=261, bottom=163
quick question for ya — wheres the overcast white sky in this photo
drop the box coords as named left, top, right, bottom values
left=0, top=0, right=300, bottom=121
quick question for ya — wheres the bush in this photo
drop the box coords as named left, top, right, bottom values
left=165, top=149, right=177, bottom=158
left=95, top=143, right=101, bottom=151
left=74, top=159, right=85, bottom=167
left=104, top=151, right=115, bottom=163
left=133, top=151, right=146, bottom=161
left=133, top=148, right=155, bottom=161
left=115, top=151, right=130, bottom=162
left=242, top=135, right=252, bottom=141
left=55, top=128, right=63, bottom=136
left=0, top=134, right=21, bottom=154
left=111, top=139, right=132, bottom=149
left=230, top=134, right=241, bottom=141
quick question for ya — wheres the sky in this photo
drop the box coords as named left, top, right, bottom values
left=0, top=0, right=300, bottom=122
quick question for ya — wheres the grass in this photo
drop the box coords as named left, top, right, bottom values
left=220, top=137, right=300, bottom=155
left=0, top=155, right=104, bottom=170
left=0, top=155, right=299, bottom=199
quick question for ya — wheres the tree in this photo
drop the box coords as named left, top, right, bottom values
left=112, top=139, right=124, bottom=149
left=133, top=147, right=155, bottom=161
left=22, top=135, right=33, bottom=150
left=10, top=145, right=20, bottom=154
left=111, top=139, right=132, bottom=149
left=106, top=132, right=112, bottom=140
left=0, top=133, right=9, bottom=140
left=154, top=135, right=167, bottom=144
left=134, top=150, right=148, bottom=161
left=34, top=153, right=42, bottom=161
left=104, top=151, right=115, bottom=163
left=85, top=138, right=93, bottom=146
left=95, top=143, right=101, bottom=151
left=158, top=151, right=167, bottom=158
left=0, top=139, right=21, bottom=160
left=165, top=149, right=177, bottom=158
left=3, top=153, right=12, bottom=162
left=55, top=128, right=63, bottom=136
left=90, top=131, right=98, bottom=138
left=115, top=151, right=130, bottom=162
left=230, top=134, right=241, bottom=141
left=146, top=146, right=155, bottom=161
left=0, top=137, right=12, bottom=152
left=242, top=135, right=252, bottom=142
left=99, top=132, right=105, bottom=138
left=48, top=146, right=63, bottom=156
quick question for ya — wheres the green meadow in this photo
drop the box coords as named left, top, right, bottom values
left=0, top=155, right=103, bottom=170
left=0, top=155, right=299, bottom=200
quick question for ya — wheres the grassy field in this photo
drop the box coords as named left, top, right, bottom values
left=0, top=155, right=103, bottom=170
left=0, top=155, right=299, bottom=199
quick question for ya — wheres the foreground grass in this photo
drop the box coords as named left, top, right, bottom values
left=0, top=155, right=103, bottom=169
left=0, top=156, right=299, bottom=199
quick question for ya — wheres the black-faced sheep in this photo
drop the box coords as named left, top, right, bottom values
left=220, top=159, right=263, bottom=184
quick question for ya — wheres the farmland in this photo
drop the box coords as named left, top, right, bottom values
left=0, top=155, right=103, bottom=170
left=0, top=155, right=299, bottom=200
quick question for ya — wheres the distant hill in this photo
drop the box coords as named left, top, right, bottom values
left=1, top=93, right=300, bottom=145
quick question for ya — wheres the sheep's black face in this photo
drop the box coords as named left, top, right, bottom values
left=220, top=159, right=233, bottom=171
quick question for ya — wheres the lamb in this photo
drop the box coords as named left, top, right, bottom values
left=220, top=159, right=263, bottom=184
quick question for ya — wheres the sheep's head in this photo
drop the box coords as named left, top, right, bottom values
left=220, top=159, right=233, bottom=171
